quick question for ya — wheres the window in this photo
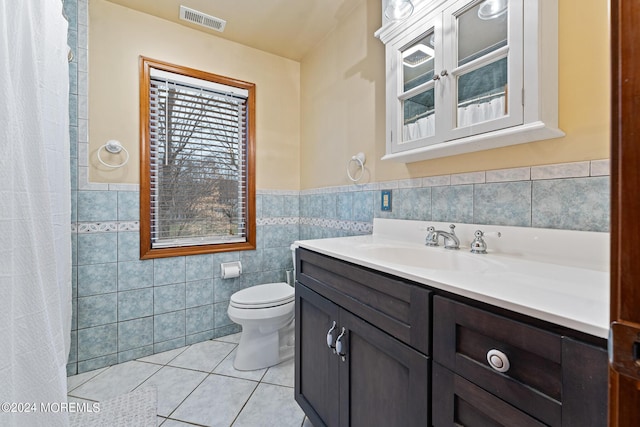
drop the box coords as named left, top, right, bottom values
left=139, top=57, right=256, bottom=259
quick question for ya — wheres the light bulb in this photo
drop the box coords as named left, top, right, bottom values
left=478, top=0, right=508, bottom=20
left=385, top=0, right=414, bottom=21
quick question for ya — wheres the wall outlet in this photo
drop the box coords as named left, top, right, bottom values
left=381, top=190, right=392, bottom=211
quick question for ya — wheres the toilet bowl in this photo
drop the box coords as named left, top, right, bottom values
left=227, top=245, right=297, bottom=371
left=228, top=282, right=294, bottom=370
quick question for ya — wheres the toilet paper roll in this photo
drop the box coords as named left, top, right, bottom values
left=221, top=261, right=242, bottom=279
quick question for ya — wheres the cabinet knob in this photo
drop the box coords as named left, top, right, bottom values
left=326, top=321, right=337, bottom=353
left=486, top=349, right=510, bottom=373
left=432, top=74, right=441, bottom=81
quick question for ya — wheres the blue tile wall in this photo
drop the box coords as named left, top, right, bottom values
left=77, top=191, right=117, bottom=221
left=68, top=190, right=300, bottom=374
left=69, top=189, right=299, bottom=374
left=118, top=317, right=153, bottom=352
left=337, top=192, right=353, bottom=220
left=186, top=305, right=214, bottom=335
left=77, top=324, right=117, bottom=361
left=154, top=283, right=186, bottom=314
left=77, top=293, right=117, bottom=328
left=117, top=232, right=140, bottom=262
left=154, top=310, right=185, bottom=344
left=474, top=181, right=532, bottom=227
left=118, top=288, right=153, bottom=321
left=185, top=255, right=214, bottom=282
left=186, top=279, right=214, bottom=308
left=297, top=171, right=609, bottom=240
left=432, top=185, right=474, bottom=223
left=532, top=177, right=609, bottom=231
left=352, top=191, right=375, bottom=222
left=154, top=258, right=186, bottom=286
left=117, top=261, right=153, bottom=290
left=77, top=232, right=118, bottom=265
left=77, top=263, right=117, bottom=296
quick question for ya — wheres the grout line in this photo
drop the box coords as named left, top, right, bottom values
left=67, top=368, right=109, bottom=399
left=228, top=380, right=259, bottom=427
left=157, top=370, right=210, bottom=422
left=161, top=415, right=208, bottom=426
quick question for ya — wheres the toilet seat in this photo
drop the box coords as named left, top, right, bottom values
left=230, top=282, right=294, bottom=309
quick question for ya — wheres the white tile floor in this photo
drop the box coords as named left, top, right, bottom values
left=67, top=333, right=311, bottom=426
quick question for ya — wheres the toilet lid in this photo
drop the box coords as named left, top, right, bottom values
left=230, top=282, right=294, bottom=309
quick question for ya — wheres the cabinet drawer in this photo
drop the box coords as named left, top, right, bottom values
left=433, top=296, right=562, bottom=426
left=297, top=248, right=431, bottom=355
left=432, top=362, right=546, bottom=427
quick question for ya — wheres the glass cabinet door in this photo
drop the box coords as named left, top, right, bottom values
left=445, top=0, right=523, bottom=139
left=396, top=26, right=439, bottom=150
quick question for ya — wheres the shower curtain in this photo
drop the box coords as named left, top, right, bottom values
left=0, top=1, right=72, bottom=426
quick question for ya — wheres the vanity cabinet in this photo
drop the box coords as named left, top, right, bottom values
left=375, top=0, right=563, bottom=162
left=295, top=248, right=608, bottom=427
left=294, top=248, right=432, bottom=427
left=432, top=296, right=608, bottom=427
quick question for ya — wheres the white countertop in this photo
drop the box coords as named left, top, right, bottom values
left=295, top=219, right=610, bottom=339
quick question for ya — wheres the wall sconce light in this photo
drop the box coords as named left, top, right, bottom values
left=385, top=0, right=414, bottom=21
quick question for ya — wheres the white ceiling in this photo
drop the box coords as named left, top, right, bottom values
left=105, top=0, right=363, bottom=61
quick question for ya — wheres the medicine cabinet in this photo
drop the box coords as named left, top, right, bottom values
left=375, top=0, right=563, bottom=162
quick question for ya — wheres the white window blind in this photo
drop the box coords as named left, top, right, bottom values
left=148, top=68, right=249, bottom=248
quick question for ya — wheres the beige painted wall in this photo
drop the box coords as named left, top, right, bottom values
left=300, top=0, right=610, bottom=189
left=89, top=0, right=301, bottom=190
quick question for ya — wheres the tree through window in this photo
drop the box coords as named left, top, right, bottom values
left=139, top=57, right=256, bottom=258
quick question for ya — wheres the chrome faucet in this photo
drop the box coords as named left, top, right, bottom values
left=425, top=224, right=460, bottom=250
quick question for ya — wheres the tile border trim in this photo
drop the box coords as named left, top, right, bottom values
left=300, top=218, right=373, bottom=234
left=72, top=218, right=300, bottom=234
left=298, top=159, right=610, bottom=196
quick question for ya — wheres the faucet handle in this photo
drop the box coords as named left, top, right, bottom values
left=425, top=226, right=438, bottom=246
left=470, top=230, right=501, bottom=254
left=470, top=230, right=488, bottom=254
left=449, top=224, right=456, bottom=235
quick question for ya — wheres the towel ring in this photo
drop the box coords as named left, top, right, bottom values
left=97, top=140, right=129, bottom=168
left=347, top=152, right=366, bottom=183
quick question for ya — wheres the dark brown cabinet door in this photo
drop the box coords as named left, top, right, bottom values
left=296, top=283, right=430, bottom=427
left=295, top=283, right=341, bottom=427
left=339, top=309, right=429, bottom=427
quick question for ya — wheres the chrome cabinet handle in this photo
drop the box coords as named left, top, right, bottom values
left=486, top=349, right=510, bottom=373
left=336, top=327, right=347, bottom=361
left=326, top=321, right=337, bottom=353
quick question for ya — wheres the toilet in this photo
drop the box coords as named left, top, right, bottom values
left=227, top=245, right=297, bottom=371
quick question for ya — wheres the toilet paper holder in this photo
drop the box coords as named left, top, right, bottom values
left=221, top=261, right=242, bottom=279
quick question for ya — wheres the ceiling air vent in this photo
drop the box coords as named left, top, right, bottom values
left=179, top=6, right=226, bottom=32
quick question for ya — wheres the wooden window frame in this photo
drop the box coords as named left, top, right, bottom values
left=139, top=56, right=256, bottom=259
